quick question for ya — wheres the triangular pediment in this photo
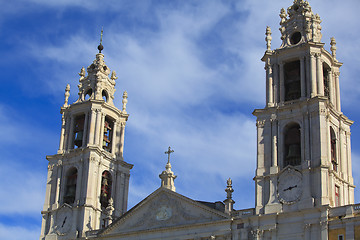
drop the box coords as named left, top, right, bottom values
left=100, top=188, right=228, bottom=236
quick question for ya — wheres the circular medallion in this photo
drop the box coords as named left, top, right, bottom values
left=156, top=206, right=172, bottom=221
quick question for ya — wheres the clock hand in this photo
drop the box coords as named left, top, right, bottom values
left=283, top=185, right=298, bottom=192
left=61, top=216, right=67, bottom=227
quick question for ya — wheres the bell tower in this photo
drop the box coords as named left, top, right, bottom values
left=40, top=37, right=133, bottom=239
left=253, top=0, right=354, bottom=215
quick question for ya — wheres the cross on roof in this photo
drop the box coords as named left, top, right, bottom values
left=164, top=146, right=174, bottom=163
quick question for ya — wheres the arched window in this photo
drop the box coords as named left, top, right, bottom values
left=323, top=65, right=331, bottom=98
left=330, top=127, right=337, bottom=171
left=100, top=171, right=112, bottom=208
left=102, top=90, right=108, bottom=102
left=103, top=117, right=113, bottom=152
left=85, top=88, right=92, bottom=100
left=64, top=168, right=77, bottom=204
left=284, top=123, right=301, bottom=167
left=73, top=114, right=85, bottom=148
left=284, top=60, right=301, bottom=101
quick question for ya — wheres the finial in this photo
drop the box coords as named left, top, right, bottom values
left=111, top=71, right=118, bottom=81
left=121, top=91, right=128, bottom=114
left=63, top=84, right=70, bottom=107
left=98, top=27, right=104, bottom=53
left=224, top=177, right=235, bottom=214
left=330, top=37, right=337, bottom=61
left=159, top=146, right=177, bottom=191
left=225, top=177, right=234, bottom=199
left=279, top=8, right=287, bottom=24
left=79, top=67, right=86, bottom=81
left=265, top=26, right=272, bottom=52
left=165, top=146, right=174, bottom=164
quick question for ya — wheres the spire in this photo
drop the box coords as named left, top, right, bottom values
left=223, top=178, right=235, bottom=214
left=265, top=26, right=272, bottom=52
left=63, top=84, right=70, bottom=107
left=75, top=31, right=118, bottom=106
left=330, top=37, right=337, bottom=61
left=159, top=146, right=177, bottom=192
left=98, top=27, right=104, bottom=53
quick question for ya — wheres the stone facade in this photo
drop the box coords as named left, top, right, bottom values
left=40, top=1, right=360, bottom=240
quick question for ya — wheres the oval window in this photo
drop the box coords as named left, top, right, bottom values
left=290, top=32, right=301, bottom=45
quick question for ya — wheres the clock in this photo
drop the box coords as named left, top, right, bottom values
left=278, top=168, right=303, bottom=204
left=55, top=209, right=73, bottom=235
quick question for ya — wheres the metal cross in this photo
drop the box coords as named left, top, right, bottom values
left=164, top=146, right=174, bottom=163
left=100, top=27, right=103, bottom=45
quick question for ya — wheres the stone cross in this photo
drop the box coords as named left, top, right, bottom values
left=165, top=146, right=174, bottom=163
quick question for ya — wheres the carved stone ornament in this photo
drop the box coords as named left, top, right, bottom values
left=256, top=120, right=266, bottom=128
left=278, top=0, right=322, bottom=48
left=129, top=192, right=209, bottom=230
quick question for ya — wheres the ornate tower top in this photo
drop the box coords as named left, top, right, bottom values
left=279, top=0, right=322, bottom=48
left=159, top=146, right=177, bottom=192
left=76, top=48, right=117, bottom=106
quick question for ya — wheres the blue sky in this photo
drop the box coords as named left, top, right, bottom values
left=1, top=0, right=360, bottom=239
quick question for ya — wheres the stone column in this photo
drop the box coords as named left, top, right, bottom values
left=335, top=72, right=341, bottom=112
left=123, top=173, right=130, bottom=211
left=43, top=164, right=55, bottom=211
left=339, top=127, right=346, bottom=177
left=63, top=115, right=71, bottom=151
left=55, top=161, right=62, bottom=206
left=328, top=70, right=334, bottom=105
left=316, top=53, right=324, bottom=96
left=346, top=132, right=354, bottom=184
left=310, top=53, right=317, bottom=97
left=111, top=122, right=117, bottom=155
left=58, top=114, right=66, bottom=153
left=75, top=161, right=83, bottom=204
left=320, top=220, right=328, bottom=240
left=273, top=64, right=279, bottom=104
left=82, top=112, right=89, bottom=147
left=306, top=55, right=311, bottom=98
left=119, top=122, right=126, bottom=158
left=86, top=158, right=95, bottom=204
left=255, top=178, right=263, bottom=214
left=115, top=171, right=124, bottom=217
left=94, top=110, right=102, bottom=146
left=304, top=224, right=311, bottom=240
left=279, top=62, right=285, bottom=102
left=88, top=109, right=96, bottom=145
left=300, top=56, right=306, bottom=98
left=265, top=118, right=281, bottom=214
left=40, top=213, right=48, bottom=238
left=267, top=63, right=274, bottom=107
left=346, top=221, right=355, bottom=240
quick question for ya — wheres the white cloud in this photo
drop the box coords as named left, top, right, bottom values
left=0, top=161, right=46, bottom=215
left=0, top=223, right=40, bottom=240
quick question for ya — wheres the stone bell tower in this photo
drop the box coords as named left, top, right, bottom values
left=253, top=0, right=354, bottom=215
left=40, top=37, right=133, bottom=239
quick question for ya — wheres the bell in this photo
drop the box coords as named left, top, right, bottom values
left=65, top=185, right=76, bottom=197
left=287, top=144, right=300, bottom=158
left=74, top=131, right=83, bottom=147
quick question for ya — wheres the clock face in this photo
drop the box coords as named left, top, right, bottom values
left=278, top=169, right=303, bottom=204
left=55, top=209, right=72, bottom=235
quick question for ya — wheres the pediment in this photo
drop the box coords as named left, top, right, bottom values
left=101, top=188, right=228, bottom=236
